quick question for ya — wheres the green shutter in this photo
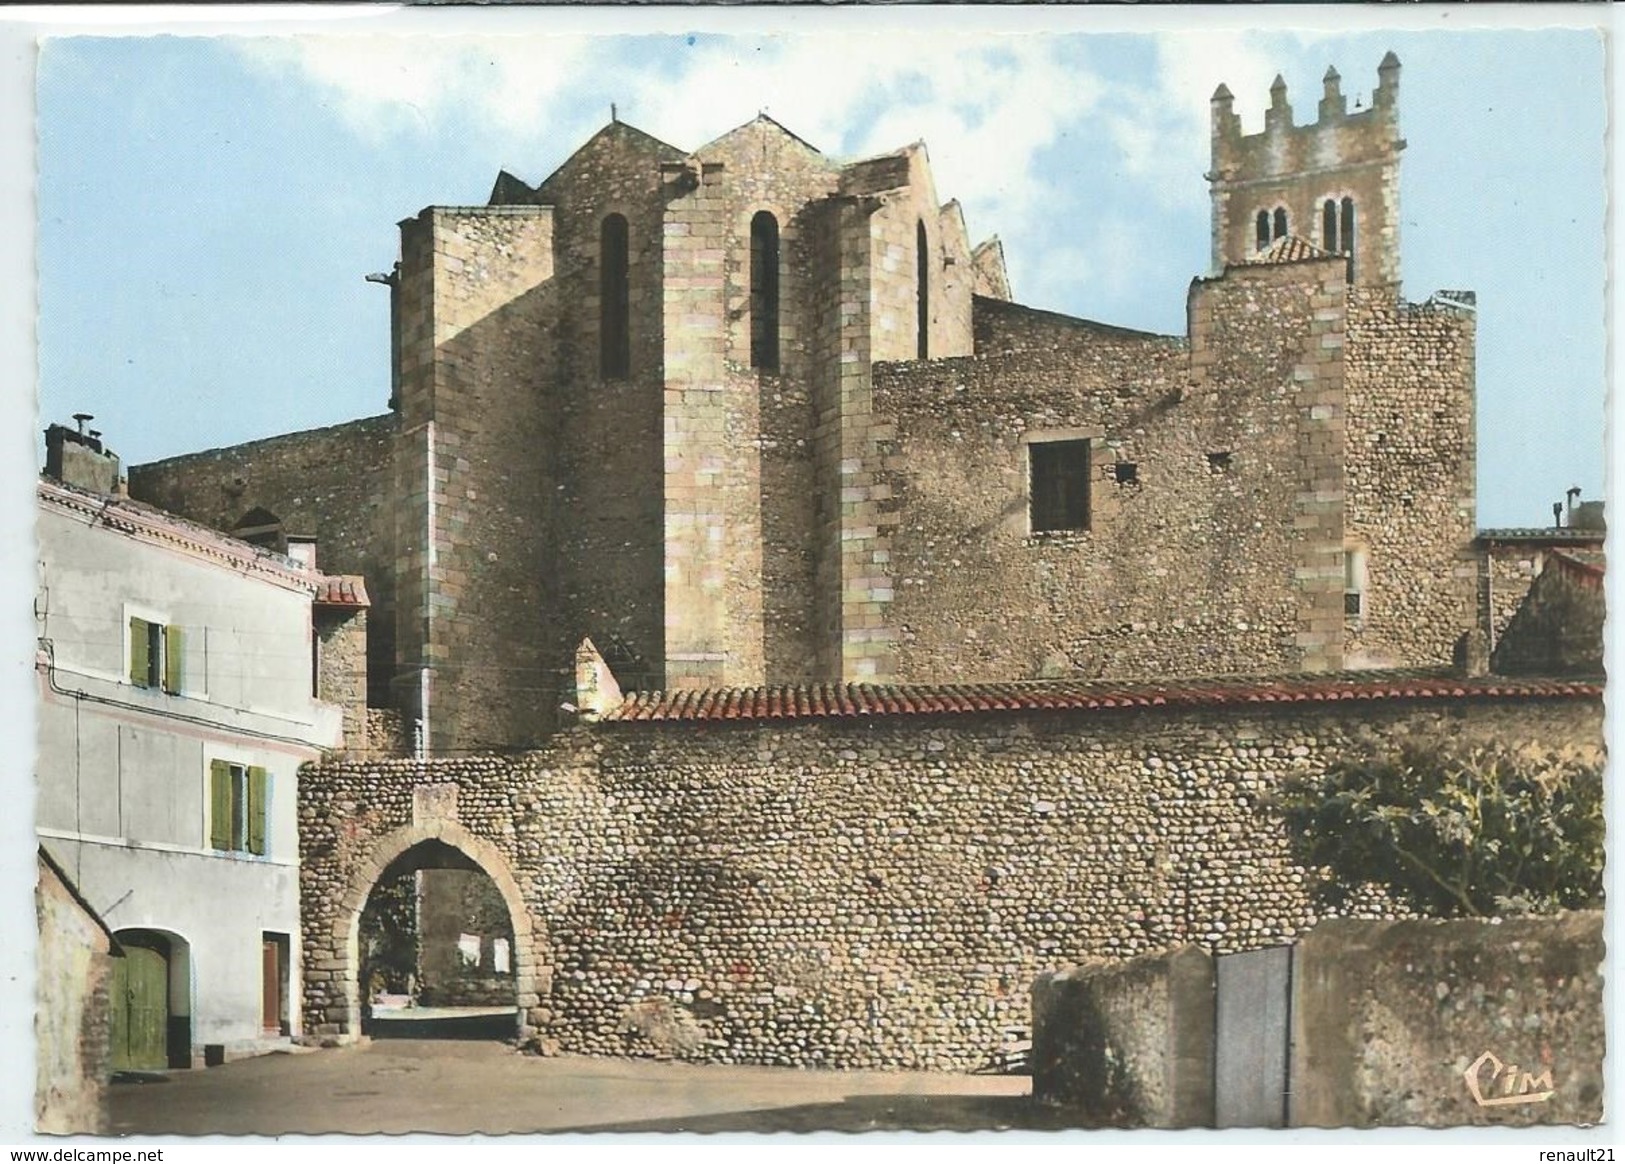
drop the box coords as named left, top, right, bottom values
left=129, top=617, right=150, bottom=686
left=163, top=624, right=184, bottom=695
left=209, top=760, right=232, bottom=850
left=247, top=766, right=268, bottom=856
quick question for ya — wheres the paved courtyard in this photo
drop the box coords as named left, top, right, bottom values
left=109, top=1038, right=1065, bottom=1135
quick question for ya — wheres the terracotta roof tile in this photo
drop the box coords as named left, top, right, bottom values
left=314, top=575, right=371, bottom=608
left=1241, top=235, right=1334, bottom=266
left=599, top=669, right=1599, bottom=725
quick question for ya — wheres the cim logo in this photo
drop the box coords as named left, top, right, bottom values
left=1464, top=1050, right=1555, bottom=1107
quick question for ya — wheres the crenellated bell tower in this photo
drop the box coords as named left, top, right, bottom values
left=1208, top=52, right=1405, bottom=293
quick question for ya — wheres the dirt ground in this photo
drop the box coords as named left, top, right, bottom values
left=108, top=1038, right=1074, bottom=1136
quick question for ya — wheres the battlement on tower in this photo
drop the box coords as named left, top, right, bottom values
left=1207, top=54, right=1404, bottom=293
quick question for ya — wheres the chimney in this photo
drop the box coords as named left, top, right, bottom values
left=44, top=416, right=121, bottom=494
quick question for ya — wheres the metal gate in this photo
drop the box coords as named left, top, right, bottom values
left=1214, top=944, right=1292, bottom=1128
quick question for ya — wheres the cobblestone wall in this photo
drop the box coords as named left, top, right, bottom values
left=299, top=694, right=1596, bottom=1071
left=1344, top=289, right=1477, bottom=668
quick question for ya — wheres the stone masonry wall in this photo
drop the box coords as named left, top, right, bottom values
left=1291, top=912, right=1604, bottom=1127
left=660, top=120, right=840, bottom=687
left=1482, top=545, right=1546, bottom=650
left=316, top=607, right=368, bottom=752
left=392, top=205, right=557, bottom=752
left=298, top=694, right=1597, bottom=1072
left=1209, top=59, right=1402, bottom=291
left=530, top=124, right=685, bottom=700
left=129, top=414, right=398, bottom=706
left=1492, top=554, right=1605, bottom=676
left=1344, top=289, right=1477, bottom=668
left=875, top=259, right=1352, bottom=683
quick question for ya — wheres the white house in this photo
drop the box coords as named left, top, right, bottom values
left=35, top=425, right=366, bottom=1070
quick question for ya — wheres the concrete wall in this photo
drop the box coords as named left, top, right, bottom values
left=35, top=853, right=113, bottom=1135
left=1031, top=912, right=1603, bottom=1128
left=1290, top=912, right=1603, bottom=1127
left=36, top=490, right=336, bottom=1057
left=298, top=692, right=1596, bottom=1071
left=1031, top=946, right=1215, bottom=1127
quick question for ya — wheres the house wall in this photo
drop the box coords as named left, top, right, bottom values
left=128, top=415, right=397, bottom=706
left=36, top=497, right=335, bottom=1058
left=35, top=854, right=113, bottom=1135
left=298, top=693, right=1596, bottom=1071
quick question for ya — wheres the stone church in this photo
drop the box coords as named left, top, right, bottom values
left=131, top=53, right=1479, bottom=754
left=103, top=56, right=1605, bottom=1074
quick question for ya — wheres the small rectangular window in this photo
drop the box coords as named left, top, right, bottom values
left=1113, top=462, right=1139, bottom=486
left=1344, top=547, right=1367, bottom=620
left=1207, top=451, right=1233, bottom=472
left=210, top=760, right=268, bottom=856
left=129, top=616, right=183, bottom=694
left=1030, top=440, right=1091, bottom=533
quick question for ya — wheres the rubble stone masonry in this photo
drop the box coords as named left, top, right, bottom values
left=298, top=693, right=1596, bottom=1071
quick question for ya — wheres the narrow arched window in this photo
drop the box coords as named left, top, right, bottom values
left=1322, top=199, right=1339, bottom=253
left=916, top=219, right=930, bottom=360
left=1255, top=211, right=1270, bottom=251
left=1272, top=207, right=1288, bottom=240
left=600, top=213, right=630, bottom=380
left=750, top=211, right=780, bottom=371
left=1340, top=197, right=1356, bottom=282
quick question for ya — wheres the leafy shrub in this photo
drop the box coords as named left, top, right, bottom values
left=1274, top=737, right=1603, bottom=918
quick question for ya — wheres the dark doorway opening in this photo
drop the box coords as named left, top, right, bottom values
left=358, top=840, right=518, bottom=1040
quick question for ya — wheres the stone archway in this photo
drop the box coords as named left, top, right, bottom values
left=317, top=820, right=545, bottom=1042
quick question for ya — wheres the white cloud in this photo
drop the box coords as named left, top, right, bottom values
left=228, top=32, right=1105, bottom=249
left=229, top=35, right=598, bottom=144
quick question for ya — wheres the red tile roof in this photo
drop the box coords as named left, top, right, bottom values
left=599, top=670, right=1600, bottom=724
left=1240, top=235, right=1334, bottom=266
left=314, top=575, right=370, bottom=608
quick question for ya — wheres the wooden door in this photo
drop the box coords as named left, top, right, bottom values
left=111, top=941, right=169, bottom=1071
left=262, top=939, right=282, bottom=1034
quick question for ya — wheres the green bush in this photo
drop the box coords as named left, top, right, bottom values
left=1274, top=737, right=1603, bottom=918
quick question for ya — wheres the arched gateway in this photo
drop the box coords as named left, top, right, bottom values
left=305, top=820, right=545, bottom=1042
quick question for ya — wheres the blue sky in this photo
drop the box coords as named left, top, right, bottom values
left=32, top=17, right=1608, bottom=527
